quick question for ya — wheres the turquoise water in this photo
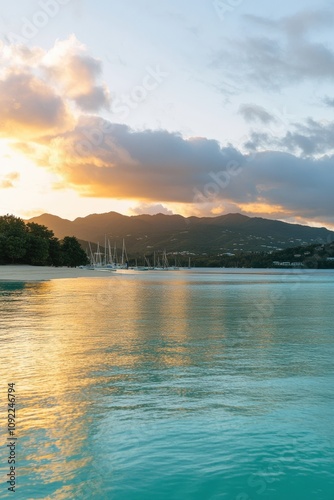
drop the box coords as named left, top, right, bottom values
left=0, top=269, right=334, bottom=499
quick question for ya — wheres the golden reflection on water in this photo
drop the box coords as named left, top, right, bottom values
left=0, top=276, right=203, bottom=498
left=0, top=277, right=200, bottom=475
left=0, top=276, right=276, bottom=405
left=1, top=272, right=330, bottom=498
left=0, top=280, right=102, bottom=494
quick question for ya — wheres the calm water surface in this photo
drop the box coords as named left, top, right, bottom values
left=0, top=269, right=333, bottom=499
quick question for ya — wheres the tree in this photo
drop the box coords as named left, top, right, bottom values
left=0, top=214, right=26, bottom=236
left=25, top=222, right=53, bottom=266
left=26, top=222, right=54, bottom=240
left=61, top=236, right=89, bottom=267
left=0, top=215, right=27, bottom=263
left=25, top=235, right=49, bottom=265
left=0, top=234, right=7, bottom=264
left=48, top=237, right=63, bottom=267
left=0, top=215, right=89, bottom=267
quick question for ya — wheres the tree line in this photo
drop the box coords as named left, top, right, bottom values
left=0, top=215, right=89, bottom=267
left=177, top=243, right=334, bottom=269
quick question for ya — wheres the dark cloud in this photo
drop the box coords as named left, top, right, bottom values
left=241, top=152, right=334, bottom=223
left=15, top=114, right=332, bottom=224
left=37, top=116, right=245, bottom=202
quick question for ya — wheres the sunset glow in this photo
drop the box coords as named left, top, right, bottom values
left=1, top=1, right=334, bottom=227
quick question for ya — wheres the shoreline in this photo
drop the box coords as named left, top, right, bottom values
left=1, top=265, right=331, bottom=283
left=0, top=265, right=118, bottom=282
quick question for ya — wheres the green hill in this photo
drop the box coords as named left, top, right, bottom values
left=27, top=212, right=334, bottom=256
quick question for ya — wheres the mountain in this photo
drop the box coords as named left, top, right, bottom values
left=27, top=212, right=334, bottom=255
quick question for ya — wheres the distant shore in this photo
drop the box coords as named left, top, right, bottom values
left=0, top=265, right=118, bottom=282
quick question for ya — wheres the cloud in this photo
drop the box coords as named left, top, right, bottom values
left=130, top=203, right=174, bottom=216
left=12, top=111, right=334, bottom=224
left=243, top=132, right=272, bottom=152
left=2, top=36, right=334, bottom=226
left=28, top=116, right=245, bottom=202
left=323, top=96, right=334, bottom=107
left=43, top=36, right=110, bottom=112
left=280, top=10, right=334, bottom=38
left=215, top=9, right=334, bottom=91
left=196, top=150, right=334, bottom=225
left=0, top=72, right=73, bottom=139
left=0, top=36, right=109, bottom=141
left=74, top=85, right=110, bottom=112
left=239, top=104, right=277, bottom=124
left=246, top=117, right=334, bottom=157
left=0, top=172, right=20, bottom=188
left=245, top=10, right=333, bottom=37
left=284, top=119, right=334, bottom=156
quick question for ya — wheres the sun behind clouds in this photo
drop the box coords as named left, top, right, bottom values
left=1, top=10, right=334, bottom=228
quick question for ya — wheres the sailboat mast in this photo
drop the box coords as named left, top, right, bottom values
left=121, top=238, right=125, bottom=266
left=104, top=234, right=107, bottom=266
left=88, top=242, right=94, bottom=266
left=113, top=242, right=117, bottom=265
left=108, top=240, right=112, bottom=265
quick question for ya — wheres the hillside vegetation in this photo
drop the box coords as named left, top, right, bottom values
left=28, top=212, right=334, bottom=255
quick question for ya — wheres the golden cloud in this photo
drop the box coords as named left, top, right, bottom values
left=0, top=36, right=109, bottom=142
left=0, top=172, right=20, bottom=189
left=2, top=37, right=334, bottom=226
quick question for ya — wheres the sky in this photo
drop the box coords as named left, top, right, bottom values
left=0, top=0, right=334, bottom=228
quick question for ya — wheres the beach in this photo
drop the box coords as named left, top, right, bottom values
left=0, top=265, right=118, bottom=282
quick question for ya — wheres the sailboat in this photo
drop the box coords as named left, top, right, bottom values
left=135, top=255, right=154, bottom=271
left=113, top=238, right=129, bottom=269
left=172, top=256, right=179, bottom=270
left=152, top=250, right=168, bottom=270
left=86, top=240, right=117, bottom=272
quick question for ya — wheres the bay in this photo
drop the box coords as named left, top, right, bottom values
left=0, top=269, right=333, bottom=499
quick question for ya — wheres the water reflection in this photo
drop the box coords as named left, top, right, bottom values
left=0, top=271, right=333, bottom=498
